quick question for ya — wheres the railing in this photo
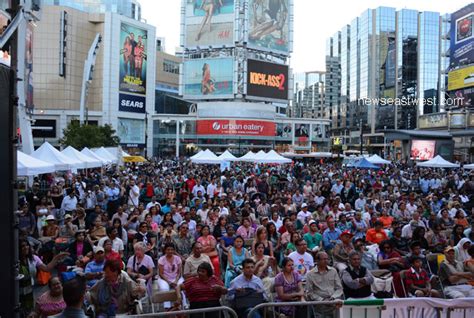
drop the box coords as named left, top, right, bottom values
left=124, top=306, right=238, bottom=318
left=246, top=300, right=348, bottom=318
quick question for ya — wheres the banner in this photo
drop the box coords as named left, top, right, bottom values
left=183, top=58, right=234, bottom=98
left=411, top=140, right=435, bottom=161
left=448, top=65, right=474, bottom=91
left=119, top=93, right=146, bottom=113
left=119, top=23, right=148, bottom=95
left=117, top=118, right=145, bottom=145
left=197, top=119, right=275, bottom=136
left=248, top=0, right=291, bottom=54
left=276, top=123, right=292, bottom=138
left=449, top=4, right=474, bottom=80
left=247, top=59, right=289, bottom=101
left=294, top=123, right=309, bottom=146
left=184, top=0, right=235, bottom=48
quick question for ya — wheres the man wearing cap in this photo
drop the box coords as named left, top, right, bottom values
left=85, top=246, right=106, bottom=288
left=438, top=246, right=474, bottom=298
left=333, top=230, right=355, bottom=272
left=297, top=203, right=311, bottom=225
left=60, top=214, right=78, bottom=239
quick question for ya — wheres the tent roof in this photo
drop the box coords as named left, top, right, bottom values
left=94, top=147, right=118, bottom=164
left=32, top=142, right=82, bottom=170
left=253, top=150, right=268, bottom=160
left=237, top=151, right=256, bottom=162
left=463, top=163, right=474, bottom=170
left=62, top=146, right=103, bottom=168
left=190, top=150, right=204, bottom=160
left=416, top=155, right=460, bottom=168
left=347, top=157, right=380, bottom=169
left=367, top=154, right=391, bottom=165
left=191, top=149, right=221, bottom=164
left=218, top=150, right=237, bottom=161
left=81, top=147, right=111, bottom=165
left=17, top=151, right=56, bottom=176
left=258, top=150, right=292, bottom=164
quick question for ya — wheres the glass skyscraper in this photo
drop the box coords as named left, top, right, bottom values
left=326, top=6, right=448, bottom=144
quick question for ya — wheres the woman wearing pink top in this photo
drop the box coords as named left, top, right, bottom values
left=197, top=225, right=220, bottom=278
left=236, top=217, right=256, bottom=239
left=33, top=277, right=66, bottom=317
left=157, top=243, right=185, bottom=309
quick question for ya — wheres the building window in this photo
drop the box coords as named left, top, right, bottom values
left=163, top=59, right=180, bottom=74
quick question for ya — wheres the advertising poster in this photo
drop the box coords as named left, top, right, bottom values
left=411, top=140, right=436, bottom=161
left=184, top=0, right=235, bottom=48
left=117, top=118, right=145, bottom=145
left=294, top=123, right=310, bottom=146
left=119, top=23, right=148, bottom=95
left=447, top=65, right=474, bottom=91
left=276, top=123, right=292, bottom=138
left=119, top=93, right=146, bottom=113
left=247, top=59, right=289, bottom=100
left=183, top=58, right=234, bottom=98
left=25, top=22, right=34, bottom=112
left=0, top=10, right=10, bottom=67
left=311, top=123, right=326, bottom=139
left=248, top=0, right=290, bottom=54
left=197, top=119, right=275, bottom=136
left=449, top=4, right=474, bottom=73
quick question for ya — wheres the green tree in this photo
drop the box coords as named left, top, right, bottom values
left=60, top=121, right=120, bottom=149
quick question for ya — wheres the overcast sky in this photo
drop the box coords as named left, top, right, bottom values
left=141, top=0, right=470, bottom=72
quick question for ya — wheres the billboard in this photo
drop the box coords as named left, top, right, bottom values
left=276, top=123, right=292, bottom=138
left=119, top=23, right=148, bottom=95
left=119, top=93, right=146, bottom=113
left=117, top=118, right=145, bottom=145
left=448, top=65, right=474, bottom=91
left=183, top=58, right=234, bottom=98
left=197, top=119, right=275, bottom=136
left=248, top=0, right=291, bottom=54
left=411, top=140, right=435, bottom=161
left=25, top=22, right=34, bottom=112
left=311, top=123, right=327, bottom=139
left=294, top=123, right=309, bottom=147
left=183, top=0, right=235, bottom=48
left=246, top=59, right=289, bottom=101
left=449, top=4, right=474, bottom=73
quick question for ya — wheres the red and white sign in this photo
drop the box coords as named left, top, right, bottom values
left=197, top=120, right=276, bottom=136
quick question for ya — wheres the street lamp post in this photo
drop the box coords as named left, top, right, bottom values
left=384, top=125, right=387, bottom=158
left=359, top=119, right=363, bottom=155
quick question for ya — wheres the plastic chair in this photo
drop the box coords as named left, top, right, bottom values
left=426, top=253, right=446, bottom=298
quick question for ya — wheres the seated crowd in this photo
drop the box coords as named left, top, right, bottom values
left=17, top=160, right=474, bottom=317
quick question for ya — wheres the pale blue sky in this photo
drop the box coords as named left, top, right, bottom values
left=142, top=0, right=470, bottom=72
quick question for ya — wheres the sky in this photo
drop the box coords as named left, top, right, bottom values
left=141, top=0, right=470, bottom=72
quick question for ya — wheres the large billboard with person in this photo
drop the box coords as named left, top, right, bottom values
left=411, top=140, right=435, bottom=161
left=183, top=58, right=234, bottom=99
left=246, top=59, right=289, bottom=101
left=119, top=23, right=148, bottom=95
left=449, top=4, right=474, bottom=77
left=183, top=0, right=236, bottom=48
left=247, top=0, right=292, bottom=54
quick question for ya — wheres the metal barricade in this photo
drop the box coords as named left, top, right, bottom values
left=246, top=300, right=348, bottom=318
left=124, top=306, right=238, bottom=318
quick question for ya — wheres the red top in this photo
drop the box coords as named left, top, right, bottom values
left=365, top=228, right=388, bottom=244
left=105, top=250, right=123, bottom=270
left=183, top=276, right=224, bottom=302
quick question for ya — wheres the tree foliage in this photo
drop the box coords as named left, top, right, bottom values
left=60, top=121, right=120, bottom=149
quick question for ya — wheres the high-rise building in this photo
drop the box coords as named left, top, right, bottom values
left=326, top=6, right=449, bottom=152
left=29, top=0, right=156, bottom=155
left=292, top=71, right=325, bottom=119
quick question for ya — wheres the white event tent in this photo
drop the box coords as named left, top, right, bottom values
left=94, top=147, right=118, bottom=164
left=463, top=163, right=474, bottom=169
left=416, top=155, right=460, bottom=168
left=238, top=151, right=256, bottom=162
left=367, top=154, right=391, bottom=165
left=191, top=149, right=221, bottom=164
left=218, top=150, right=238, bottom=161
left=18, top=151, right=56, bottom=176
left=253, top=150, right=268, bottom=161
left=81, top=147, right=111, bottom=165
left=258, top=150, right=292, bottom=164
left=62, top=146, right=103, bottom=169
left=32, top=142, right=82, bottom=170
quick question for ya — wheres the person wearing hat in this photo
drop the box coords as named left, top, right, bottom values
left=333, top=230, right=355, bottom=272
left=438, top=246, right=474, bottom=298
left=59, top=214, right=78, bottom=239
left=84, top=246, right=106, bottom=288
left=296, top=203, right=311, bottom=226
left=40, top=215, right=59, bottom=244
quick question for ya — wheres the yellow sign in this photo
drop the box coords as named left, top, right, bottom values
left=333, top=137, right=341, bottom=145
left=448, top=65, right=474, bottom=91
left=123, top=156, right=147, bottom=163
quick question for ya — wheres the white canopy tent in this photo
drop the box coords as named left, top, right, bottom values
left=32, top=142, right=83, bottom=170
left=62, top=146, right=103, bottom=168
left=463, top=163, right=474, bottom=169
left=218, top=150, right=238, bottom=161
left=367, top=154, right=391, bottom=165
left=258, top=150, right=292, bottom=164
left=190, top=150, right=204, bottom=160
left=253, top=150, right=268, bottom=161
left=416, top=155, right=460, bottom=168
left=94, top=147, right=118, bottom=164
left=237, top=151, right=256, bottom=162
left=191, top=149, right=221, bottom=164
left=17, top=151, right=56, bottom=176
left=81, top=147, right=111, bottom=165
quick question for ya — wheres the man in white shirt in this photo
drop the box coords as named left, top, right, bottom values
left=206, top=180, right=217, bottom=199
left=331, top=180, right=344, bottom=195
left=146, top=196, right=161, bottom=211
left=128, top=180, right=140, bottom=208
left=289, top=238, right=314, bottom=280
left=97, top=227, right=124, bottom=257
left=297, top=203, right=312, bottom=224
left=192, top=181, right=205, bottom=198
left=61, top=189, right=78, bottom=214
left=354, top=193, right=366, bottom=211
left=218, top=200, right=229, bottom=216
left=111, top=206, right=129, bottom=225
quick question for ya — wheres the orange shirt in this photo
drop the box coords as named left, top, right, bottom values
left=379, top=216, right=394, bottom=229
left=366, top=228, right=388, bottom=244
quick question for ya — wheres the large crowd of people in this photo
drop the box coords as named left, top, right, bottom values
left=17, top=158, right=474, bottom=317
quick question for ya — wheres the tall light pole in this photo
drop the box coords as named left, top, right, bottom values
left=384, top=125, right=387, bottom=158
left=359, top=119, right=363, bottom=155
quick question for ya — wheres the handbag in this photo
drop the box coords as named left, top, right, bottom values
left=233, top=288, right=265, bottom=310
left=134, top=256, right=150, bottom=276
left=37, top=268, right=51, bottom=286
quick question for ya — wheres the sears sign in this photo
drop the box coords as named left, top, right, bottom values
left=119, top=93, right=146, bottom=114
